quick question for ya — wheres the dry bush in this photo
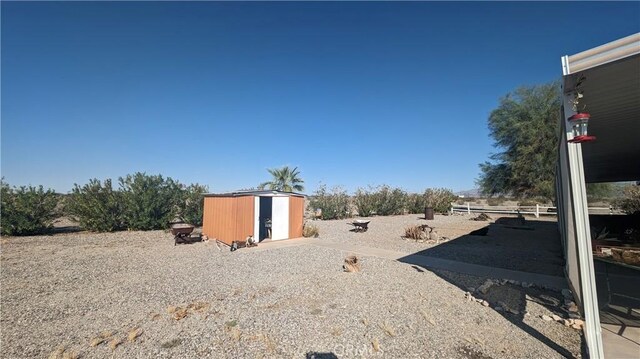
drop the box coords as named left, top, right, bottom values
left=48, top=347, right=78, bottom=359
left=403, top=225, right=428, bottom=240
left=378, top=322, right=396, bottom=337
left=372, top=338, right=380, bottom=352
left=187, top=301, right=210, bottom=313
left=108, top=337, right=123, bottom=350
left=302, top=223, right=320, bottom=237
left=127, top=327, right=143, bottom=342
left=471, top=213, right=491, bottom=221
left=343, top=255, right=360, bottom=272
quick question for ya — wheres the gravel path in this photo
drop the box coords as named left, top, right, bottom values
left=312, top=213, right=564, bottom=276
left=1, top=228, right=582, bottom=358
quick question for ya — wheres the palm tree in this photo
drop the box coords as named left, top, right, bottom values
left=258, top=166, right=305, bottom=192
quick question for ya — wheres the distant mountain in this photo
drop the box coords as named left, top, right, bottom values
left=455, top=188, right=481, bottom=197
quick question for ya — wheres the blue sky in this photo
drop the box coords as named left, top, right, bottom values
left=2, top=2, right=639, bottom=194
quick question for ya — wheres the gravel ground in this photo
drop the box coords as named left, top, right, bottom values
left=312, top=213, right=564, bottom=276
left=1, top=227, right=582, bottom=358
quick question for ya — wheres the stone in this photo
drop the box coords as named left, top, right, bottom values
left=573, top=319, right=584, bottom=326
left=481, top=300, right=489, bottom=307
left=495, top=306, right=503, bottom=312
left=521, top=282, right=528, bottom=288
left=467, top=287, right=476, bottom=293
left=561, top=289, right=572, bottom=298
left=567, top=304, right=579, bottom=313
left=541, top=315, right=553, bottom=321
left=563, top=319, right=573, bottom=326
left=551, top=314, right=562, bottom=321
left=568, top=312, right=581, bottom=319
left=477, top=279, right=494, bottom=294
left=571, top=323, right=583, bottom=330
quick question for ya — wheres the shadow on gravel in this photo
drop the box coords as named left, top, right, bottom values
left=398, top=216, right=586, bottom=358
left=306, top=352, right=338, bottom=359
left=430, top=268, right=584, bottom=358
left=412, top=218, right=565, bottom=277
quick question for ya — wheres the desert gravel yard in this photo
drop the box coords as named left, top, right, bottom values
left=1, top=215, right=583, bottom=358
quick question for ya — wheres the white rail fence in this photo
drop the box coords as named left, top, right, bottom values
left=450, top=203, right=616, bottom=218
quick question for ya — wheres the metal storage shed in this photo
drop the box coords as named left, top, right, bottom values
left=557, top=33, right=640, bottom=359
left=202, top=190, right=305, bottom=246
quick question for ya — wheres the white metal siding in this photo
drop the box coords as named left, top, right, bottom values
left=254, top=196, right=260, bottom=242
left=271, top=197, right=289, bottom=240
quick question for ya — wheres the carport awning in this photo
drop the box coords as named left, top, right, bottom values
left=563, top=33, right=640, bottom=183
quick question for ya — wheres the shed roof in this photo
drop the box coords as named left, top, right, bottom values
left=562, top=33, right=640, bottom=183
left=204, top=190, right=306, bottom=198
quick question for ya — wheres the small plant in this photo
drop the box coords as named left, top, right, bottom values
left=1, top=179, right=60, bottom=236
left=302, top=223, right=319, bottom=237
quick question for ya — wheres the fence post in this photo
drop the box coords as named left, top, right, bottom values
left=536, top=204, right=540, bottom=218
left=609, top=205, right=613, bottom=215
left=467, top=202, right=471, bottom=214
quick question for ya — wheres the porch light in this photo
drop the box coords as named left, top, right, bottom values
left=568, top=112, right=596, bottom=143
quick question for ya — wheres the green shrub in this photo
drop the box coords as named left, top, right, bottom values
left=66, top=178, right=127, bottom=232
left=375, top=185, right=407, bottom=216
left=1, top=180, right=59, bottom=236
left=614, top=184, right=640, bottom=214
left=119, top=173, right=183, bottom=230
left=406, top=193, right=427, bottom=214
left=354, top=185, right=406, bottom=216
left=354, top=187, right=377, bottom=217
left=177, top=183, right=208, bottom=226
left=424, top=188, right=456, bottom=213
left=309, top=185, right=351, bottom=220
left=302, top=223, right=319, bottom=237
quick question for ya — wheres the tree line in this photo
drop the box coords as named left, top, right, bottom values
left=1, top=173, right=207, bottom=236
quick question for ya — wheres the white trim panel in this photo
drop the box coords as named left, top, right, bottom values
left=254, top=196, right=260, bottom=240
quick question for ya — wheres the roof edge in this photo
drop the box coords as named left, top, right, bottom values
left=564, top=33, right=640, bottom=75
left=204, top=190, right=306, bottom=198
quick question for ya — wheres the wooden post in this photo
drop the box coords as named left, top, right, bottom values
left=536, top=204, right=540, bottom=218
left=466, top=202, right=470, bottom=214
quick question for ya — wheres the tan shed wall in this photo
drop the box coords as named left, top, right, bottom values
left=289, top=196, right=305, bottom=238
left=234, top=196, right=255, bottom=242
left=202, top=196, right=255, bottom=246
